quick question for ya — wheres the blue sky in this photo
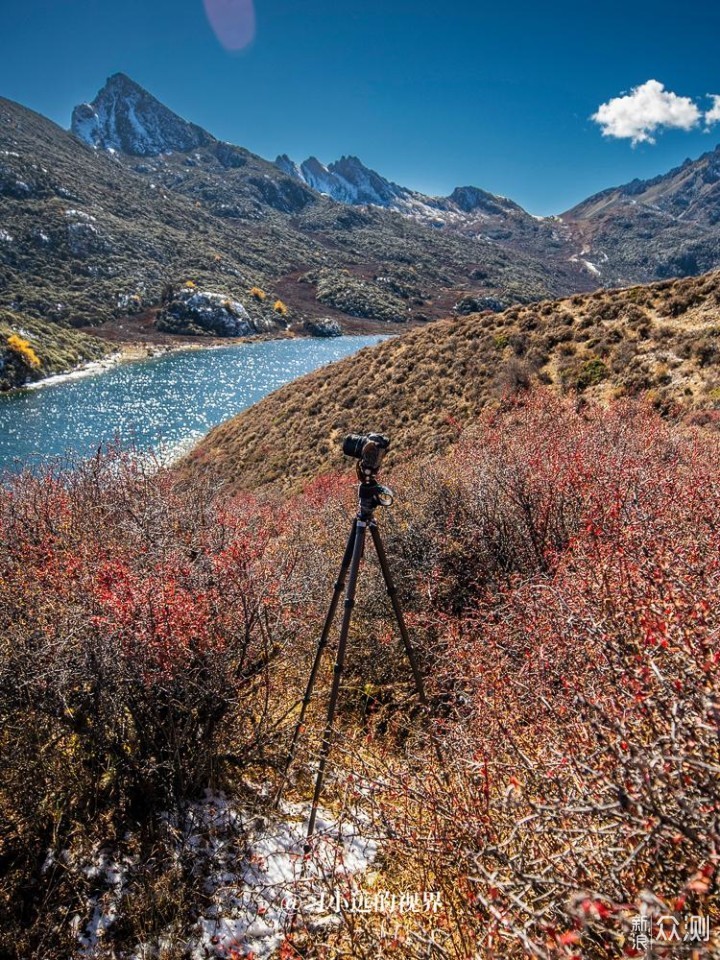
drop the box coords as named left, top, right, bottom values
left=1, top=0, right=719, bottom=215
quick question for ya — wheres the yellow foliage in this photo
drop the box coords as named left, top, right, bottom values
left=273, top=299, right=289, bottom=316
left=249, top=286, right=267, bottom=301
left=7, top=334, right=40, bottom=369
left=183, top=280, right=197, bottom=290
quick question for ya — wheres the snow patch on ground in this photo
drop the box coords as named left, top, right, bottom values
left=64, top=209, right=97, bottom=222
left=70, top=791, right=378, bottom=958
left=569, top=253, right=602, bottom=276
left=189, top=794, right=377, bottom=960
left=74, top=851, right=134, bottom=954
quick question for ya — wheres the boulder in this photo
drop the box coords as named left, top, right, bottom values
left=157, top=289, right=253, bottom=337
left=304, top=318, right=342, bottom=337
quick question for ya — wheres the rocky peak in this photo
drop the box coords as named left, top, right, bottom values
left=275, top=153, right=302, bottom=179
left=273, top=152, right=408, bottom=207
left=273, top=151, right=537, bottom=226
left=300, top=156, right=330, bottom=182
left=328, top=155, right=405, bottom=205
left=566, top=141, right=720, bottom=226
left=448, top=186, right=517, bottom=216
left=71, top=73, right=214, bottom=156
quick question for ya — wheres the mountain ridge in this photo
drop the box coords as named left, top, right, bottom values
left=67, top=73, right=720, bottom=289
left=4, top=70, right=720, bottom=389
left=273, top=141, right=720, bottom=286
left=1, top=85, right=575, bottom=382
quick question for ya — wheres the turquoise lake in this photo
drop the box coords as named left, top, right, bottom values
left=0, top=335, right=387, bottom=473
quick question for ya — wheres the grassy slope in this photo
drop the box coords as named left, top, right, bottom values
left=184, top=270, right=720, bottom=490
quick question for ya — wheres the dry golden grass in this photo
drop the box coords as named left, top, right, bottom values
left=183, top=270, right=720, bottom=491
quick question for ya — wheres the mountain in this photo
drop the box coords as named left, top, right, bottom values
left=72, top=72, right=214, bottom=156
left=0, top=77, right=592, bottom=383
left=275, top=152, right=576, bottom=268
left=183, top=268, right=720, bottom=491
left=275, top=153, right=413, bottom=207
left=276, top=153, right=527, bottom=219
left=0, top=95, right=315, bottom=337
left=561, top=145, right=720, bottom=285
left=279, top=146, right=720, bottom=289
left=5, top=70, right=720, bottom=389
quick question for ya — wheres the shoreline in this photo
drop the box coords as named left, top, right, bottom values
left=21, top=342, right=192, bottom=393
left=8, top=331, right=300, bottom=394
left=3, top=321, right=398, bottom=396
left=2, top=306, right=409, bottom=395
left=0, top=332, right=392, bottom=475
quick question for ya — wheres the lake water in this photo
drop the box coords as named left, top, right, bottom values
left=0, top=336, right=387, bottom=473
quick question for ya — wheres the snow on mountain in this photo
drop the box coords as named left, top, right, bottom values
left=71, top=73, right=214, bottom=157
left=327, top=155, right=409, bottom=205
left=274, top=152, right=528, bottom=219
left=275, top=154, right=412, bottom=207
left=298, top=156, right=341, bottom=197
left=274, top=153, right=303, bottom=181
left=274, top=152, right=559, bottom=248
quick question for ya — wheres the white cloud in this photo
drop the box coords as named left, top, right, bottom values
left=592, top=80, right=701, bottom=145
left=706, top=95, right=720, bottom=127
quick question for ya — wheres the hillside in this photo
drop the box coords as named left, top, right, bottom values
left=563, top=143, right=720, bottom=285
left=0, top=309, right=109, bottom=390
left=0, top=96, right=312, bottom=333
left=184, top=269, right=720, bottom=490
left=5, top=390, right=720, bottom=958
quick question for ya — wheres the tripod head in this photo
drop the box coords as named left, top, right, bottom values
left=342, top=432, right=395, bottom=518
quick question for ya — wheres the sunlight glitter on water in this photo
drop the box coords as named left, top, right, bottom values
left=0, top=336, right=388, bottom=473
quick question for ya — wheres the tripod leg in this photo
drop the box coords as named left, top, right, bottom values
left=369, top=523, right=429, bottom=706
left=274, top=519, right=358, bottom=807
left=305, top=519, right=367, bottom=849
left=369, top=523, right=449, bottom=782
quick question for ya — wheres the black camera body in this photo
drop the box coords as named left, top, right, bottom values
left=343, top=433, right=390, bottom=474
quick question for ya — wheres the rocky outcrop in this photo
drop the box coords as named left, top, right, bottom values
left=308, top=269, right=410, bottom=324
left=454, top=294, right=508, bottom=315
left=157, top=289, right=255, bottom=337
left=304, top=318, right=342, bottom=337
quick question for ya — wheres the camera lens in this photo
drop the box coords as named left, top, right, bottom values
left=343, top=434, right=367, bottom=459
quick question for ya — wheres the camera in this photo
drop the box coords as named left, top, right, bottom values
left=343, top=433, right=393, bottom=508
left=343, top=433, right=390, bottom=471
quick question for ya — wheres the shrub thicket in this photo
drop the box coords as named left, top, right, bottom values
left=1, top=393, right=719, bottom=957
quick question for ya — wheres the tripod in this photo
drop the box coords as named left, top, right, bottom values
left=275, top=458, right=443, bottom=851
